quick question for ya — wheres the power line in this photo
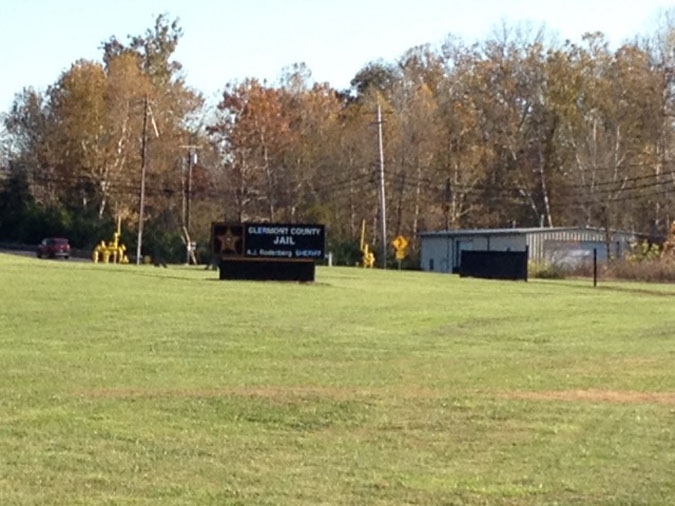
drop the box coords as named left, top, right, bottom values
left=390, top=174, right=675, bottom=210
left=393, top=168, right=675, bottom=199
left=20, top=162, right=675, bottom=202
left=18, top=167, right=376, bottom=206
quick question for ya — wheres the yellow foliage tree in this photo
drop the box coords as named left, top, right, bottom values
left=662, top=222, right=675, bottom=258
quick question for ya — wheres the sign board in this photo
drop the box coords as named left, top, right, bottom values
left=392, top=235, right=409, bottom=264
left=212, top=223, right=325, bottom=260
left=211, top=222, right=325, bottom=282
left=392, top=235, right=408, bottom=252
left=459, top=250, right=528, bottom=281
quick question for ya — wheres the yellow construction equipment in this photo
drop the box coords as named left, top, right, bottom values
left=92, top=216, right=129, bottom=264
left=360, top=220, right=376, bottom=268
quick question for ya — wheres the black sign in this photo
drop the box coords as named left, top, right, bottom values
left=459, top=250, right=528, bottom=281
left=212, top=223, right=244, bottom=257
left=219, top=258, right=316, bottom=282
left=212, top=222, right=325, bottom=261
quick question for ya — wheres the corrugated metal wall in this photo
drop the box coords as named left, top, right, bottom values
left=421, top=228, right=638, bottom=272
left=526, top=230, right=635, bottom=263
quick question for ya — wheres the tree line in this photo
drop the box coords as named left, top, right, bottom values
left=2, top=14, right=675, bottom=263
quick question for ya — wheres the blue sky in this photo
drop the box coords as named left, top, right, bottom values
left=0, top=0, right=673, bottom=112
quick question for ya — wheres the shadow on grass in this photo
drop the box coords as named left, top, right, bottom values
left=529, top=278, right=675, bottom=297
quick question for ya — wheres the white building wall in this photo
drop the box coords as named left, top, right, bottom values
left=451, top=234, right=526, bottom=271
left=420, top=236, right=452, bottom=272
left=488, top=235, right=527, bottom=253
left=421, top=233, right=527, bottom=272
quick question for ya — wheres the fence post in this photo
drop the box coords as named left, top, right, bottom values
left=524, top=245, right=529, bottom=282
left=593, top=248, right=597, bottom=287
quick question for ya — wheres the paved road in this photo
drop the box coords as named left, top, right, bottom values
left=0, top=248, right=36, bottom=258
left=0, top=248, right=89, bottom=262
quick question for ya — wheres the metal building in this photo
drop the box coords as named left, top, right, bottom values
left=419, top=227, right=640, bottom=273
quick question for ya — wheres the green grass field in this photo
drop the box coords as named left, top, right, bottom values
left=2, top=253, right=675, bottom=505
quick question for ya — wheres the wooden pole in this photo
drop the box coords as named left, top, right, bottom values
left=377, top=103, right=387, bottom=269
left=136, top=95, right=148, bottom=265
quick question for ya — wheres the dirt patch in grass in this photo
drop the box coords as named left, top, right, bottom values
left=503, top=389, right=675, bottom=405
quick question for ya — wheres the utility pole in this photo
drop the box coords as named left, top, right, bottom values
left=377, top=103, right=387, bottom=269
left=180, top=144, right=200, bottom=265
left=444, top=177, right=451, bottom=230
left=187, top=150, right=194, bottom=234
left=136, top=95, right=149, bottom=265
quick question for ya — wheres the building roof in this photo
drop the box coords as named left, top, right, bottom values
left=419, top=226, right=641, bottom=238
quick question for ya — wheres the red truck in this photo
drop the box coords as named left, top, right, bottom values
left=37, top=238, right=71, bottom=259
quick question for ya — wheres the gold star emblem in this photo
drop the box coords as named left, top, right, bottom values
left=217, top=227, right=241, bottom=255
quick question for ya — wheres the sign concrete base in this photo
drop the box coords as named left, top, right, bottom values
left=219, top=258, right=315, bottom=282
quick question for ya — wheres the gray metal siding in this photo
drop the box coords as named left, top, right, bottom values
left=527, top=230, right=605, bottom=261
left=421, top=233, right=528, bottom=272
left=526, top=230, right=635, bottom=263
left=421, top=236, right=452, bottom=272
left=488, top=235, right=527, bottom=253
left=420, top=227, right=639, bottom=272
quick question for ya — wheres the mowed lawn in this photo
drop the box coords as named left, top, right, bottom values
left=1, top=253, right=675, bottom=505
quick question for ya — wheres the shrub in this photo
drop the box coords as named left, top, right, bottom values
left=605, top=258, right=675, bottom=283
left=626, top=240, right=661, bottom=263
left=326, top=239, right=361, bottom=266
left=141, top=222, right=186, bottom=264
left=529, top=261, right=568, bottom=279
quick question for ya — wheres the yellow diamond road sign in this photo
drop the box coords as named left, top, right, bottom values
left=392, top=235, right=408, bottom=252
